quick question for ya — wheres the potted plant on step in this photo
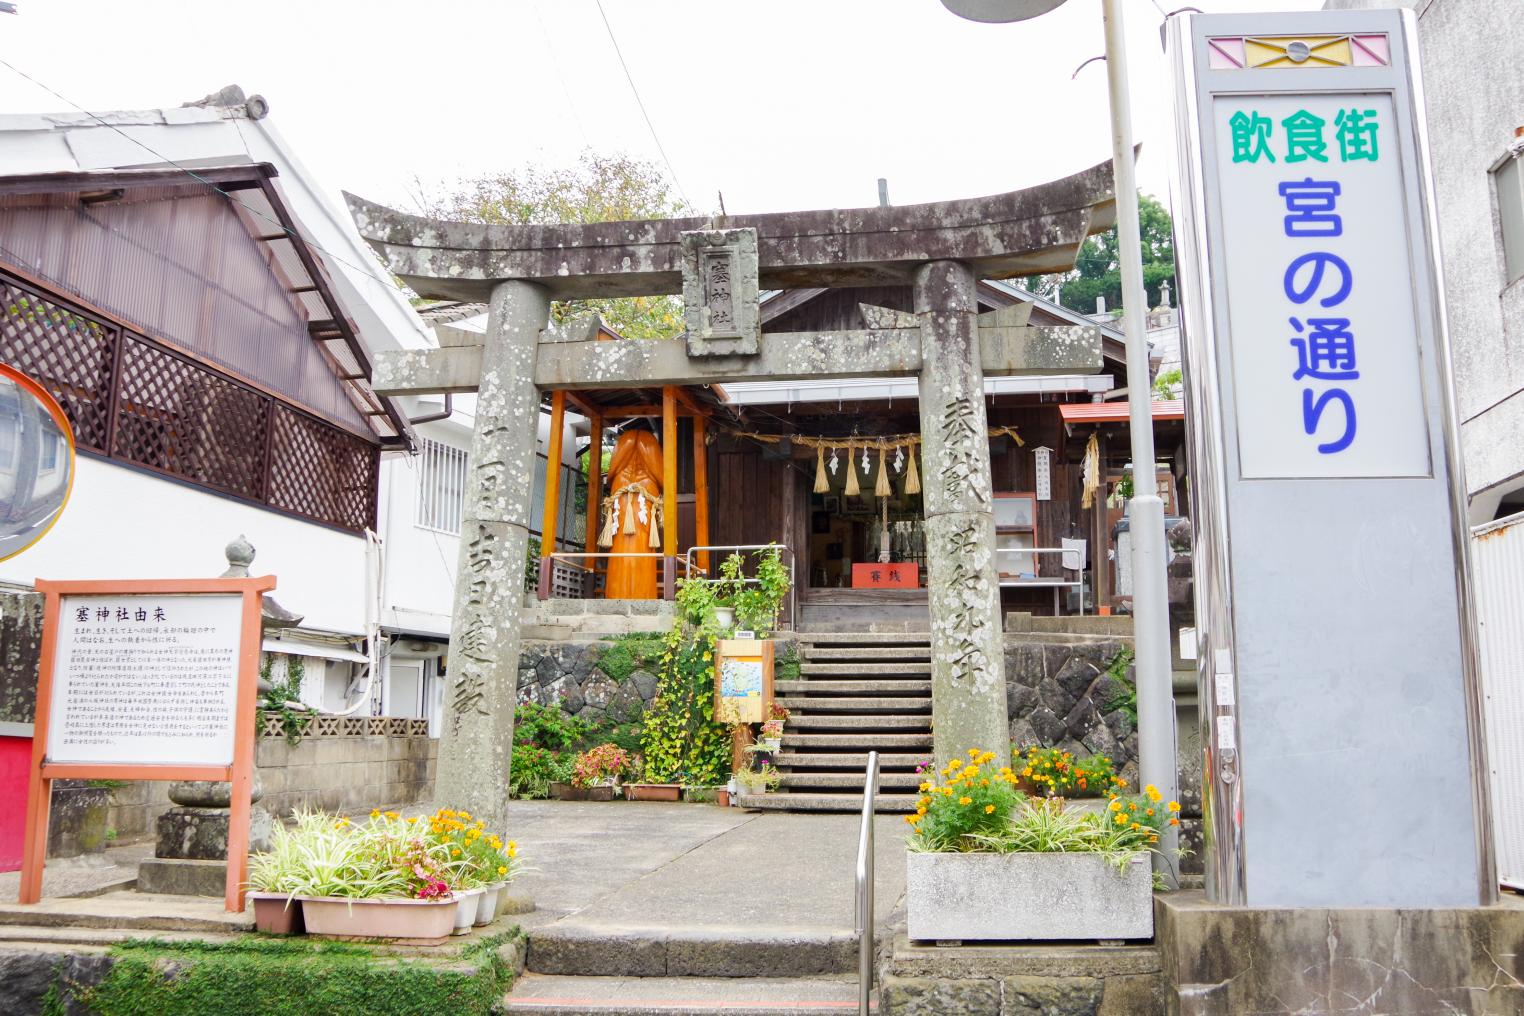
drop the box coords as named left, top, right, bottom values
left=758, top=703, right=789, bottom=754
left=571, top=743, right=630, bottom=802
left=903, top=749, right=1179, bottom=942
left=734, top=762, right=781, bottom=797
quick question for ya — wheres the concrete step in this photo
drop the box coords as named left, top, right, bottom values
left=782, top=732, right=933, bottom=749
left=503, top=973, right=870, bottom=1014
left=795, top=631, right=932, bottom=645
left=775, top=679, right=932, bottom=696
left=799, top=662, right=932, bottom=677
left=527, top=926, right=858, bottom=978
left=775, top=696, right=931, bottom=714
left=772, top=752, right=930, bottom=770
left=738, top=793, right=916, bottom=813
left=786, top=714, right=930, bottom=731
left=803, top=646, right=932, bottom=661
left=777, top=771, right=923, bottom=791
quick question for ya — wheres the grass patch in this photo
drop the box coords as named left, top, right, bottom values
left=69, top=931, right=519, bottom=1016
left=1100, top=647, right=1137, bottom=724
left=596, top=634, right=665, bottom=682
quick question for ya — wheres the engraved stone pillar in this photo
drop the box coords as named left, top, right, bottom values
left=439, top=279, right=548, bottom=835
left=914, top=261, right=1010, bottom=772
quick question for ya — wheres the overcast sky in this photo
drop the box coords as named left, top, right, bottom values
left=0, top=0, right=1323, bottom=219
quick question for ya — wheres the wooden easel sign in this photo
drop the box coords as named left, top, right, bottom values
left=19, top=576, right=273, bottom=912
left=714, top=639, right=774, bottom=725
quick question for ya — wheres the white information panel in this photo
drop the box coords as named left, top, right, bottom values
left=1214, top=93, right=1431, bottom=479
left=46, top=593, right=244, bottom=767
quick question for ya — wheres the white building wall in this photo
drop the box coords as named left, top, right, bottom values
left=0, top=456, right=369, bottom=633
left=1328, top=0, right=1524, bottom=516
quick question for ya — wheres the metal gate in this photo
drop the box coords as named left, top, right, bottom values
left=1470, top=511, right=1524, bottom=890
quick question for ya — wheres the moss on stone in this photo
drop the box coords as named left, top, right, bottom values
left=69, top=930, right=519, bottom=1016
left=596, top=635, right=665, bottom=683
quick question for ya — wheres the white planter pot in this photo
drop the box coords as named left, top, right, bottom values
left=474, top=883, right=503, bottom=926
left=758, top=738, right=782, bottom=753
left=452, top=887, right=484, bottom=935
left=713, top=606, right=736, bottom=628
left=905, top=851, right=1153, bottom=942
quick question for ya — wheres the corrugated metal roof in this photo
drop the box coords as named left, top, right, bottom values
left=1058, top=400, right=1185, bottom=423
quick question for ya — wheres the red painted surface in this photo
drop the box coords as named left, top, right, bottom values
left=851, top=563, right=920, bottom=589
left=0, top=734, right=32, bottom=872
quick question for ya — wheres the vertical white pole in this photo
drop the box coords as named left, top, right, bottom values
left=1101, top=0, right=1179, bottom=876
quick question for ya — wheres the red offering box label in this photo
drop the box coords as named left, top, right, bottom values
left=852, top=563, right=919, bottom=588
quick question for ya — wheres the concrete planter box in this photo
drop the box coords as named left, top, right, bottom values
left=905, top=851, right=1153, bottom=942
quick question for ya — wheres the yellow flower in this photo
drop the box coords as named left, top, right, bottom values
left=1114, top=813, right=1127, bottom=825
left=406, top=816, right=418, bottom=824
left=1146, top=808, right=1154, bottom=817
left=452, top=848, right=461, bottom=856
left=460, top=811, right=472, bottom=820
left=968, top=748, right=980, bottom=758
left=917, top=806, right=927, bottom=816
left=959, top=796, right=973, bottom=806
left=919, top=782, right=933, bottom=792
left=498, top=866, right=508, bottom=876
left=384, top=811, right=399, bottom=820
left=1109, top=800, right=1122, bottom=812
left=370, top=809, right=380, bottom=818
left=904, top=815, right=917, bottom=825
left=948, top=759, right=963, bottom=770
left=1132, top=822, right=1141, bottom=830
left=964, top=765, right=980, bottom=779
left=984, top=804, right=995, bottom=814
left=1167, top=801, right=1181, bottom=813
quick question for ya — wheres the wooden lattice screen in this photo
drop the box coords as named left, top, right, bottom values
left=0, top=270, right=379, bottom=533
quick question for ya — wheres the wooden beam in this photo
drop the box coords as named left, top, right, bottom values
left=693, top=413, right=710, bottom=572
left=563, top=390, right=601, bottom=419
left=541, top=390, right=566, bottom=557
left=662, top=387, right=678, bottom=561
left=586, top=413, right=603, bottom=563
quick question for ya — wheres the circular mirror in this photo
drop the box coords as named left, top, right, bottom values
left=0, top=363, right=76, bottom=562
left=940, top=0, right=1068, bottom=24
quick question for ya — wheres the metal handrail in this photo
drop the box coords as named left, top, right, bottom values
left=537, top=552, right=696, bottom=601
left=855, top=750, right=879, bottom=1016
left=682, top=543, right=798, bottom=631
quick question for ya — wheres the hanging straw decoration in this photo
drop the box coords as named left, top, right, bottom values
left=905, top=449, right=921, bottom=495
left=622, top=491, right=637, bottom=535
left=648, top=505, right=662, bottom=548
left=1081, top=433, right=1101, bottom=509
left=814, top=446, right=829, bottom=493
left=598, top=496, right=620, bottom=548
left=874, top=445, right=892, bottom=497
left=844, top=451, right=861, bottom=496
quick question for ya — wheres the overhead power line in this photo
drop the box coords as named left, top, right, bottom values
left=593, top=0, right=692, bottom=210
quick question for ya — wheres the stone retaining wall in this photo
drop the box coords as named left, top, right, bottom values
left=105, top=720, right=436, bottom=841
left=1004, top=635, right=1137, bottom=772
left=0, top=587, right=42, bottom=725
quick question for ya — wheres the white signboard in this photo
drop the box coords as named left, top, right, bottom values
left=47, top=593, right=244, bottom=767
left=1214, top=93, right=1431, bottom=479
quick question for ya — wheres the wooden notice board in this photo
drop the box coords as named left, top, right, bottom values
left=714, top=639, right=774, bottom=725
left=19, top=576, right=274, bottom=912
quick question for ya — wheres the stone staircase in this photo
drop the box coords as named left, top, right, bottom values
left=739, top=632, right=933, bottom=813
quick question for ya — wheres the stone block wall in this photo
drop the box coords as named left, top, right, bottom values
left=105, top=723, right=437, bottom=841
left=516, top=638, right=662, bottom=721
left=1004, top=635, right=1137, bottom=771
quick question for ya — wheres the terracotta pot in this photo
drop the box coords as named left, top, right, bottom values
left=249, top=892, right=304, bottom=935
left=625, top=783, right=682, bottom=802
left=298, top=896, right=457, bottom=945
left=715, top=789, right=732, bottom=807
left=452, top=888, right=484, bottom=935
left=474, top=884, right=503, bottom=927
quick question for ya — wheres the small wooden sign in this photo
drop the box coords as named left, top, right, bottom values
left=851, top=562, right=919, bottom=589
left=20, top=576, right=273, bottom=913
left=714, top=639, right=774, bottom=725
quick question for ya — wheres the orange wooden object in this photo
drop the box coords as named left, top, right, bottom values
left=693, top=413, right=710, bottom=572
left=19, top=576, right=274, bottom=913
left=541, top=390, right=567, bottom=557
left=661, top=387, right=678, bottom=560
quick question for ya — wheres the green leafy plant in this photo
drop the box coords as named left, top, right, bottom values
left=734, top=763, right=781, bottom=794
left=513, top=702, right=594, bottom=752
left=1101, top=647, right=1138, bottom=724
left=734, top=546, right=790, bottom=636
left=509, top=744, right=571, bottom=800
left=257, top=655, right=309, bottom=746
left=905, top=749, right=1023, bottom=851
left=1013, top=746, right=1124, bottom=799
left=572, top=743, right=631, bottom=788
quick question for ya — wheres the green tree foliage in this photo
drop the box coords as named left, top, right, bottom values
left=1024, top=193, right=1176, bottom=316
left=416, top=152, right=691, bottom=339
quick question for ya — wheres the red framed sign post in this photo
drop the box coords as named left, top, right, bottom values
left=19, top=576, right=274, bottom=913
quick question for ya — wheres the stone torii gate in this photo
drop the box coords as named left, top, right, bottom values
left=350, top=162, right=1118, bottom=832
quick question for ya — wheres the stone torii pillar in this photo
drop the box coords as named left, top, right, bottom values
left=915, top=262, right=1010, bottom=771
left=439, top=280, right=548, bottom=835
